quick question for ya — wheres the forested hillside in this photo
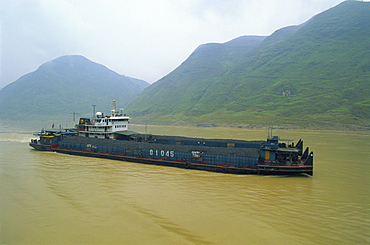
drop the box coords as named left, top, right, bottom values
left=0, top=55, right=149, bottom=119
left=129, top=36, right=266, bottom=117
left=126, top=1, right=370, bottom=129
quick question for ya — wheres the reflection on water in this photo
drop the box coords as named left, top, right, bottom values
left=1, top=120, right=369, bottom=244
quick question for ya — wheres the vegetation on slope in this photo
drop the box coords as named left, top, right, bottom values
left=0, top=55, right=149, bottom=119
left=126, top=1, right=370, bottom=129
left=127, top=36, right=266, bottom=118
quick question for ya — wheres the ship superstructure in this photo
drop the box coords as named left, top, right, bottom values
left=78, top=100, right=130, bottom=139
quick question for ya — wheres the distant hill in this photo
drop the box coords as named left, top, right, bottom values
left=126, top=35, right=266, bottom=117
left=0, top=55, right=149, bottom=119
left=126, top=1, right=370, bottom=129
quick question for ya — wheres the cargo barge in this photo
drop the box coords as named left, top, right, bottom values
left=30, top=100, right=314, bottom=176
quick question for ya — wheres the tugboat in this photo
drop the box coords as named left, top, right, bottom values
left=258, top=134, right=313, bottom=175
left=30, top=100, right=314, bottom=176
left=30, top=127, right=78, bottom=151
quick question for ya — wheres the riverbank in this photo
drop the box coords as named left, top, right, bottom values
left=130, top=119, right=370, bottom=131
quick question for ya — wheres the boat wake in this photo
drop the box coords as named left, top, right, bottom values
left=0, top=134, right=33, bottom=143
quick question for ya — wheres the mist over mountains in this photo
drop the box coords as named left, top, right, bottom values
left=125, top=1, right=370, bottom=129
left=0, top=55, right=149, bottom=119
left=0, top=1, right=369, bottom=129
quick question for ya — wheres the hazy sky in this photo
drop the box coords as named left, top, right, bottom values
left=1, top=0, right=346, bottom=88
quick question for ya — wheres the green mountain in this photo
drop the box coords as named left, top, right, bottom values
left=126, top=1, right=370, bottom=129
left=128, top=35, right=266, bottom=116
left=0, top=55, right=149, bottom=119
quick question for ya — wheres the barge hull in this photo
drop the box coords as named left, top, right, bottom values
left=55, top=148, right=312, bottom=176
left=29, top=101, right=314, bottom=176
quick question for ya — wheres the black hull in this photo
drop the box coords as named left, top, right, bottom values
left=256, top=165, right=313, bottom=176
left=29, top=142, right=54, bottom=151
left=54, top=148, right=312, bottom=176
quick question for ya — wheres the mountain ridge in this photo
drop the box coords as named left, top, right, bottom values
left=1, top=1, right=369, bottom=130
left=125, top=0, right=370, bottom=129
left=127, top=35, right=267, bottom=117
left=0, top=55, right=149, bottom=119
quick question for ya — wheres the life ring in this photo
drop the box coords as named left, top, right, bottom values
left=185, top=162, right=190, bottom=169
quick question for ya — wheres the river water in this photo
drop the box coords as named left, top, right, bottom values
left=0, top=120, right=369, bottom=244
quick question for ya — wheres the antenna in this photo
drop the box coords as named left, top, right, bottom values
left=112, top=99, right=117, bottom=117
left=144, top=122, right=148, bottom=141
left=70, top=111, right=79, bottom=127
left=92, top=105, right=96, bottom=118
left=267, top=127, right=273, bottom=139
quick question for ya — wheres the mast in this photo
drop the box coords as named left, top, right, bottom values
left=70, top=111, right=78, bottom=127
left=112, top=99, right=117, bottom=117
left=92, top=105, right=96, bottom=118
left=267, top=127, right=273, bottom=139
